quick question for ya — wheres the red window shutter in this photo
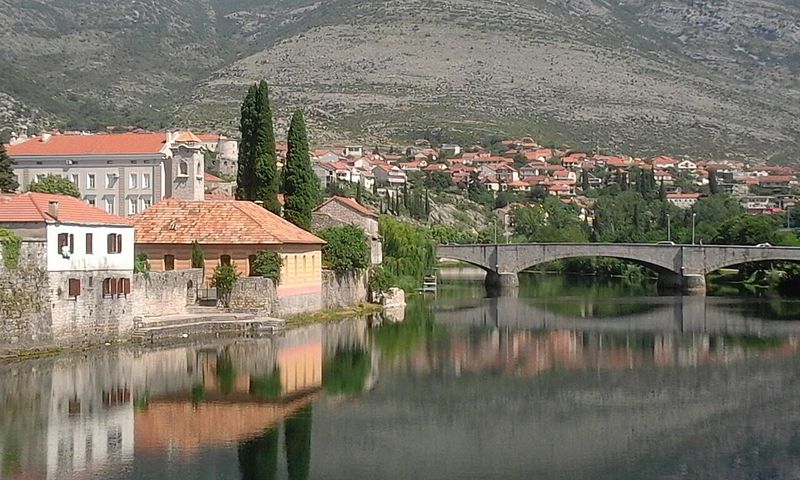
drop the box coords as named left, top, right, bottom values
left=85, top=233, right=93, bottom=254
left=110, top=278, right=118, bottom=296
left=102, top=278, right=111, bottom=296
left=122, top=278, right=131, bottom=295
left=68, top=278, right=80, bottom=297
left=58, top=233, right=68, bottom=254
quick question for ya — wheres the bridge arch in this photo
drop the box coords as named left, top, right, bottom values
left=700, top=247, right=800, bottom=274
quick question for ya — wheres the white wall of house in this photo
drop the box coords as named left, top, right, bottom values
left=46, top=224, right=135, bottom=272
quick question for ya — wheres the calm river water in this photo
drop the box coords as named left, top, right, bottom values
left=3, top=273, right=800, bottom=480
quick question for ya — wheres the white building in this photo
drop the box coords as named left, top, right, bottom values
left=0, top=192, right=135, bottom=339
left=6, top=131, right=206, bottom=216
left=666, top=193, right=702, bottom=209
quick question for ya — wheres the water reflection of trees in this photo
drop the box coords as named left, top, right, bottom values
left=238, top=428, right=279, bottom=480
left=323, top=349, right=370, bottom=395
left=285, top=406, right=312, bottom=480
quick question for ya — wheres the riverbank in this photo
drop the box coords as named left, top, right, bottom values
left=0, top=303, right=387, bottom=362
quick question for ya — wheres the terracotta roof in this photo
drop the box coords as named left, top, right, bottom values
left=666, top=193, right=702, bottom=199
left=0, top=192, right=130, bottom=225
left=315, top=196, right=378, bottom=219
left=173, top=131, right=202, bottom=143
left=132, top=199, right=323, bottom=245
left=6, top=132, right=167, bottom=156
left=204, top=172, right=224, bottom=182
left=197, top=133, right=222, bottom=142
left=204, top=192, right=234, bottom=200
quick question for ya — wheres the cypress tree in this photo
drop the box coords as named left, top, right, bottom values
left=282, top=110, right=319, bottom=229
left=237, top=80, right=280, bottom=213
left=191, top=241, right=205, bottom=269
left=658, top=179, right=666, bottom=200
left=236, top=84, right=257, bottom=200
left=709, top=169, right=719, bottom=195
left=0, top=144, right=18, bottom=193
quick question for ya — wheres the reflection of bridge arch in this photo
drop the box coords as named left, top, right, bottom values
left=435, top=296, right=800, bottom=336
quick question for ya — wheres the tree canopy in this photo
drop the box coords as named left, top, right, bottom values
left=0, top=144, right=18, bottom=193
left=282, top=110, right=320, bottom=230
left=27, top=175, right=81, bottom=198
left=237, top=80, right=280, bottom=213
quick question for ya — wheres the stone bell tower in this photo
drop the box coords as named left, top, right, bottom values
left=168, top=131, right=205, bottom=200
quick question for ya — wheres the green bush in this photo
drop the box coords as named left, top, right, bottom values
left=27, top=175, right=81, bottom=198
left=134, top=253, right=150, bottom=274
left=251, top=250, right=283, bottom=284
left=211, top=262, right=239, bottom=307
left=0, top=228, right=21, bottom=269
left=191, top=241, right=205, bottom=269
left=319, top=225, right=370, bottom=273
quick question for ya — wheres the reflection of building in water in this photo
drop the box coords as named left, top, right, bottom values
left=440, top=329, right=800, bottom=378
left=45, top=359, right=135, bottom=480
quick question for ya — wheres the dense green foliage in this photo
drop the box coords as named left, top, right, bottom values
left=211, top=262, right=239, bottom=307
left=380, top=216, right=436, bottom=289
left=319, top=225, right=370, bottom=272
left=0, top=228, right=22, bottom=269
left=282, top=110, right=320, bottom=229
left=0, top=144, right=18, bottom=193
left=323, top=347, right=370, bottom=395
left=190, top=241, right=204, bottom=269
left=512, top=196, right=589, bottom=243
left=134, top=253, right=151, bottom=274
left=712, top=214, right=797, bottom=246
left=27, top=175, right=81, bottom=198
left=251, top=250, right=283, bottom=284
left=236, top=80, right=280, bottom=213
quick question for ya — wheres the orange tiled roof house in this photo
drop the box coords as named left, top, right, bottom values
left=132, top=199, right=326, bottom=313
left=6, top=131, right=208, bottom=217
left=0, top=192, right=136, bottom=344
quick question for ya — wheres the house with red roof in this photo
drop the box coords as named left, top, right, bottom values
left=0, top=192, right=135, bottom=342
left=6, top=131, right=208, bottom=216
left=132, top=198, right=325, bottom=312
left=666, top=193, right=702, bottom=209
left=313, top=196, right=382, bottom=265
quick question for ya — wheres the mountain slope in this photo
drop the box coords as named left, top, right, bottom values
left=1, top=0, right=798, bottom=160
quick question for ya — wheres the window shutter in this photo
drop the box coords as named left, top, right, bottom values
left=122, top=278, right=131, bottom=295
left=107, top=234, right=114, bottom=253
left=110, top=278, right=118, bottom=296
left=102, top=278, right=111, bottom=296
left=117, top=278, right=124, bottom=297
left=68, top=278, right=80, bottom=297
left=68, top=234, right=75, bottom=253
left=116, top=234, right=123, bottom=254
left=58, top=233, right=68, bottom=254
left=85, top=233, right=93, bottom=254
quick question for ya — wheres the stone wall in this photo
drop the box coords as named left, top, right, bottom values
left=322, top=270, right=368, bottom=310
left=0, top=241, right=51, bottom=347
left=229, top=277, right=277, bottom=313
left=132, top=269, right=202, bottom=318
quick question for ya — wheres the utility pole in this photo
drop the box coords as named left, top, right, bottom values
left=692, top=212, right=697, bottom=245
left=667, top=213, right=671, bottom=242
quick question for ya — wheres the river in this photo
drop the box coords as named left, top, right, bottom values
left=2, top=273, right=800, bottom=479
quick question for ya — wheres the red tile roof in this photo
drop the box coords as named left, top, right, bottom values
left=0, top=192, right=130, bottom=225
left=132, top=199, right=323, bottom=245
left=204, top=172, right=224, bottom=183
left=173, top=131, right=202, bottom=143
left=315, top=196, right=378, bottom=219
left=6, top=132, right=168, bottom=156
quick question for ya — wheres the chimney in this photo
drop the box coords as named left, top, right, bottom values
left=48, top=201, right=59, bottom=220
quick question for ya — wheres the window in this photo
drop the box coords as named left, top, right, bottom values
left=220, top=255, right=231, bottom=266
left=102, top=278, right=113, bottom=297
left=142, top=173, right=151, bottom=189
left=87, top=174, right=96, bottom=190
left=68, top=278, right=81, bottom=298
left=164, top=255, right=175, bottom=271
left=248, top=255, right=257, bottom=276
left=57, top=233, right=74, bottom=255
left=196, top=162, right=201, bottom=179
left=105, top=197, right=115, bottom=214
left=128, top=197, right=138, bottom=215
left=107, top=233, right=122, bottom=254
left=117, top=278, right=131, bottom=296
left=106, top=173, right=117, bottom=188
left=179, top=161, right=188, bottom=176
left=85, top=233, right=93, bottom=254
left=71, top=174, right=79, bottom=186
left=85, top=196, right=96, bottom=207
left=139, top=196, right=152, bottom=212
left=35, top=173, right=46, bottom=183
left=129, top=173, right=137, bottom=189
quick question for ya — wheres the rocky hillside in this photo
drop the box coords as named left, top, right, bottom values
left=0, top=0, right=798, bottom=160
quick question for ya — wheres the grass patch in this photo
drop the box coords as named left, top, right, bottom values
left=285, top=303, right=382, bottom=327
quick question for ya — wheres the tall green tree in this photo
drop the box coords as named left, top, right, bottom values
left=191, top=241, right=205, bottom=269
left=27, top=175, right=80, bottom=198
left=237, top=81, right=280, bottom=213
left=709, top=169, right=719, bottom=195
left=0, top=144, right=18, bottom=193
left=282, top=110, right=320, bottom=229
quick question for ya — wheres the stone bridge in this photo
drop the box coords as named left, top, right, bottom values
left=437, top=243, right=800, bottom=294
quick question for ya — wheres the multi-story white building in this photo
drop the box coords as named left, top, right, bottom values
left=0, top=192, right=135, bottom=341
left=7, top=131, right=206, bottom=216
